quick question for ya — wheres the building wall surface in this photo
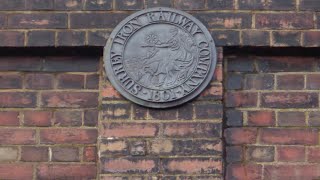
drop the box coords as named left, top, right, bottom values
left=0, top=0, right=319, bottom=180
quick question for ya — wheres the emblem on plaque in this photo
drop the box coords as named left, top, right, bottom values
left=104, top=7, right=217, bottom=108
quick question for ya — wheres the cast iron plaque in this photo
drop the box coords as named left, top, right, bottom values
left=104, top=7, right=217, bottom=108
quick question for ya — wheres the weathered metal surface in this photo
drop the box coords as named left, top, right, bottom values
left=104, top=7, right=217, bottom=108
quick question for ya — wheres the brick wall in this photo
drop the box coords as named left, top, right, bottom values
left=225, top=53, right=320, bottom=180
left=99, top=48, right=224, bottom=179
left=0, top=55, right=100, bottom=179
left=0, top=0, right=319, bottom=47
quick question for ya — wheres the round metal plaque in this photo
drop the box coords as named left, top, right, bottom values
left=104, top=7, right=217, bottom=108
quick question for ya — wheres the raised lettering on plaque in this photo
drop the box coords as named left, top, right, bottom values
left=104, top=7, right=217, bottom=108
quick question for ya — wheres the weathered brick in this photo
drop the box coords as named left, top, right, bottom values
left=227, top=56, right=254, bottom=72
left=175, top=0, right=205, bottom=10
left=0, top=111, right=19, bottom=126
left=260, top=128, right=318, bottom=145
left=54, top=110, right=82, bottom=127
left=261, top=92, right=318, bottom=108
left=86, top=74, right=99, bottom=89
left=211, top=30, right=240, bottom=46
left=88, top=30, right=111, bottom=46
left=277, top=146, right=305, bottom=162
left=27, top=31, right=55, bottom=46
left=226, top=146, right=243, bottom=163
left=257, top=56, right=315, bottom=72
left=255, top=13, right=314, bottom=29
left=0, top=147, right=18, bottom=161
left=272, top=31, right=301, bottom=46
left=43, top=56, right=99, bottom=72
left=0, top=92, right=36, bottom=108
left=264, top=165, right=320, bottom=180
left=242, top=30, right=270, bottom=46
left=101, top=158, right=159, bottom=173
left=246, top=146, right=274, bottom=162
left=199, top=83, right=223, bottom=101
left=214, top=65, right=223, bottom=82
left=226, top=164, right=262, bottom=180
left=54, top=0, right=83, bottom=10
left=277, top=74, right=304, bottom=90
left=102, top=103, right=131, bottom=120
left=225, top=92, right=258, bottom=107
left=0, top=31, right=25, bottom=47
left=278, top=111, right=306, bottom=126
left=225, top=128, right=258, bottom=145
left=70, top=13, right=129, bottom=29
left=24, top=110, right=52, bottom=127
left=37, top=164, right=97, bottom=179
left=247, top=111, right=276, bottom=126
left=0, top=164, right=33, bottom=179
left=0, top=57, right=42, bottom=71
left=226, top=109, right=243, bottom=127
left=132, top=104, right=148, bottom=120
left=239, top=0, right=295, bottom=10
left=308, top=111, right=320, bottom=126
left=83, top=146, right=97, bottom=162
left=52, top=147, right=79, bottom=162
left=8, top=13, right=67, bottom=29
left=101, top=123, right=159, bottom=138
left=244, top=74, right=274, bottom=90
left=307, top=74, right=320, bottom=89
left=41, top=92, right=98, bottom=108
left=100, top=139, right=129, bottom=156
left=300, top=0, right=320, bottom=10
left=0, top=0, right=25, bottom=10
left=149, top=108, right=177, bottom=120
left=226, top=73, right=243, bottom=90
left=40, top=128, right=97, bottom=144
left=308, top=147, right=320, bottom=162
left=162, top=158, right=222, bottom=174
left=57, top=74, right=85, bottom=89
left=163, top=123, right=221, bottom=138
left=85, top=0, right=112, bottom=10
left=115, top=0, right=144, bottom=10
left=21, top=146, right=48, bottom=162
left=25, top=73, right=54, bottom=89
left=130, top=140, right=147, bottom=156
left=146, top=0, right=173, bottom=7
left=207, top=0, right=234, bottom=9
left=84, top=109, right=98, bottom=127
left=194, top=103, right=223, bottom=119
left=26, top=0, right=53, bottom=10
left=303, top=31, right=320, bottom=47
left=0, top=129, right=36, bottom=145
left=101, top=83, right=124, bottom=100
left=57, top=31, right=86, bottom=46
left=194, top=13, right=252, bottom=29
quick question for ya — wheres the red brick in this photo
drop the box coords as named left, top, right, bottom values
left=26, top=0, right=53, bottom=10
left=21, top=146, right=48, bottom=162
left=25, top=73, right=54, bottom=89
left=70, top=13, right=128, bottom=29
left=0, top=57, right=39, bottom=71
left=85, top=0, right=112, bottom=10
left=244, top=74, right=274, bottom=90
left=54, top=0, right=83, bottom=10
left=199, top=83, right=223, bottom=100
left=115, top=0, right=144, bottom=10
left=43, top=56, right=99, bottom=72
left=264, top=165, right=320, bottom=180
left=57, top=74, right=84, bottom=89
left=226, top=164, right=262, bottom=180
left=308, top=111, right=320, bottom=126
left=86, top=74, right=99, bottom=89
left=163, top=123, right=221, bottom=138
left=308, top=147, right=320, bottom=162
left=277, top=146, right=305, bottom=162
left=0, top=128, right=36, bottom=145
left=277, top=74, right=304, bottom=90
left=83, top=146, right=97, bottom=162
left=102, top=103, right=131, bottom=120
left=247, top=111, right=275, bottom=126
left=101, top=82, right=123, bottom=100
left=37, top=164, right=97, bottom=179
left=278, top=111, right=306, bottom=126
left=272, top=31, right=301, bottom=46
left=242, top=30, right=270, bottom=46
left=257, top=56, right=315, bottom=72
left=0, top=92, right=36, bottom=108
left=0, top=31, right=25, bottom=47
left=24, top=110, right=52, bottom=127
left=260, top=128, right=318, bottom=145
left=8, top=13, right=67, bottom=29
left=101, top=158, right=159, bottom=173
left=307, top=74, right=320, bottom=89
left=303, top=31, right=320, bottom=47
left=57, top=30, right=85, bottom=46
left=100, top=139, right=129, bottom=156
left=225, top=128, right=258, bottom=145
left=0, top=164, right=33, bottom=179
left=84, top=109, right=98, bottom=127
left=211, top=30, right=240, bottom=46
left=255, top=13, right=314, bottom=29
left=54, top=110, right=82, bottom=126
left=225, top=92, right=258, bottom=107
left=207, top=0, right=234, bottom=9
left=41, top=92, right=98, bottom=108
left=261, top=92, right=318, bottom=108
left=246, top=146, right=275, bottom=162
left=226, top=146, right=243, bottom=163
left=194, top=13, right=252, bottom=29
left=195, top=103, right=223, bottom=119
left=175, top=0, right=206, bottom=10
left=51, top=147, right=79, bottom=162
left=214, top=65, right=223, bottom=82
left=239, top=0, right=295, bottom=10
left=88, top=30, right=111, bottom=46
left=40, top=128, right=97, bottom=144
left=162, top=158, right=222, bottom=174
left=101, top=123, right=158, bottom=138
left=27, top=30, right=55, bottom=46
left=0, top=111, right=19, bottom=126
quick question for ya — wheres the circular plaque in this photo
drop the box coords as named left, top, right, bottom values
left=104, top=7, right=217, bottom=108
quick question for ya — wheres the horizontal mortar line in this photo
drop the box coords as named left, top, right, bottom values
left=99, top=120, right=223, bottom=123
left=252, top=162, right=320, bottom=166
left=100, top=155, right=222, bottom=158
left=98, top=137, right=222, bottom=141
